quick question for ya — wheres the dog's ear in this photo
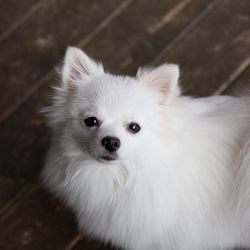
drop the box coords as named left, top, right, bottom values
left=136, top=64, right=180, bottom=102
left=61, top=47, right=104, bottom=87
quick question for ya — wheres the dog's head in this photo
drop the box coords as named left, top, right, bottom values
left=47, top=47, right=180, bottom=164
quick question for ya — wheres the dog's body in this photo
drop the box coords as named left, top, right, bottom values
left=42, top=47, right=250, bottom=250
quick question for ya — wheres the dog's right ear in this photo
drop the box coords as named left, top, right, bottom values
left=61, top=47, right=104, bottom=87
left=136, top=64, right=180, bottom=103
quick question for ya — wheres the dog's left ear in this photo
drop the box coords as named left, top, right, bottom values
left=136, top=64, right=180, bottom=102
left=62, top=47, right=104, bottom=87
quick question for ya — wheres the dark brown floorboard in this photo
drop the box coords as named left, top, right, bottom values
left=0, top=0, right=41, bottom=35
left=0, top=185, right=77, bottom=250
left=224, top=66, right=250, bottom=95
left=0, top=0, right=125, bottom=119
left=124, top=0, right=250, bottom=96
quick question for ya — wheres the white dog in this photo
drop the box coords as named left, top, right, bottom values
left=42, top=47, right=250, bottom=250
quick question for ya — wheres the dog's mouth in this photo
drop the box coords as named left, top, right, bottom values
left=100, top=155, right=117, bottom=162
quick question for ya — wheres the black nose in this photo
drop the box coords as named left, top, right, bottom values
left=101, top=136, right=121, bottom=153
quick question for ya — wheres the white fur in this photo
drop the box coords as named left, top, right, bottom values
left=42, top=47, right=250, bottom=250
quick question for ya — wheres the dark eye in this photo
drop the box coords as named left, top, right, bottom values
left=84, top=116, right=99, bottom=127
left=128, top=122, right=141, bottom=134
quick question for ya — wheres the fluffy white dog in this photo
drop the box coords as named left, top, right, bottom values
left=42, top=47, right=250, bottom=250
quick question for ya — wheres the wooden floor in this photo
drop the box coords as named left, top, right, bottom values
left=0, top=0, right=250, bottom=249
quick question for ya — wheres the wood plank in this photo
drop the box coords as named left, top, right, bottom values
left=151, top=0, right=250, bottom=96
left=0, top=0, right=124, bottom=121
left=0, top=185, right=77, bottom=250
left=0, top=79, right=52, bottom=210
left=223, top=66, right=250, bottom=95
left=84, top=0, right=213, bottom=73
left=212, top=57, right=250, bottom=95
left=0, top=0, right=41, bottom=36
left=118, top=0, right=222, bottom=74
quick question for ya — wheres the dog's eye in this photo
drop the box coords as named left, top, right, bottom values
left=84, top=116, right=99, bottom=127
left=128, top=122, right=141, bottom=134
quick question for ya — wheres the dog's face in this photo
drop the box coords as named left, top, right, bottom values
left=70, top=74, right=163, bottom=163
left=49, top=47, right=180, bottom=164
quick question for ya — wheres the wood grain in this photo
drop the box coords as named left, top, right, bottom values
left=0, top=0, right=123, bottom=120
left=0, top=0, right=41, bottom=36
